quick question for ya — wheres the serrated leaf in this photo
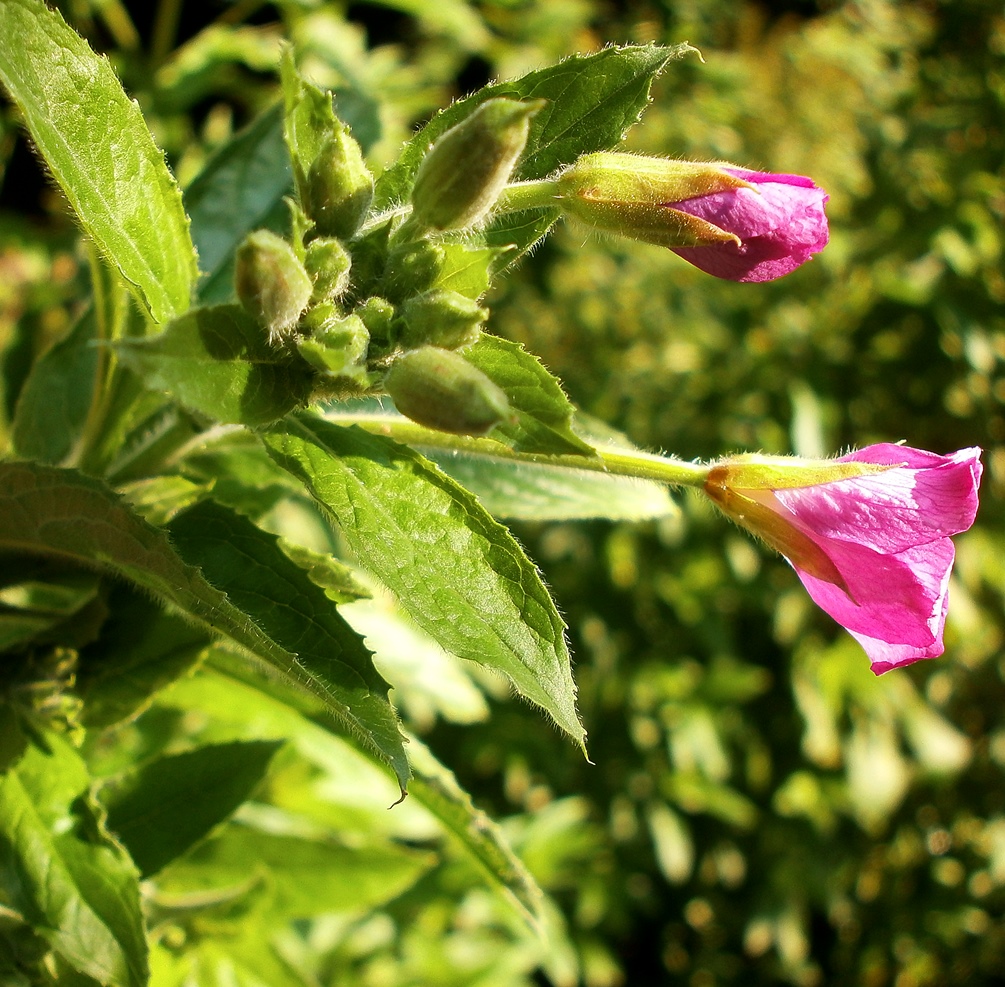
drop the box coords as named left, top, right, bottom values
left=259, top=415, right=584, bottom=745
left=102, top=741, right=283, bottom=878
left=434, top=243, right=501, bottom=299
left=424, top=448, right=677, bottom=520
left=0, top=462, right=409, bottom=789
left=0, top=730, right=148, bottom=987
left=166, top=500, right=408, bottom=788
left=0, top=0, right=197, bottom=323
left=464, top=334, right=595, bottom=456
left=374, top=44, right=689, bottom=269
left=185, top=103, right=293, bottom=306
left=11, top=307, right=99, bottom=464
left=114, top=304, right=316, bottom=426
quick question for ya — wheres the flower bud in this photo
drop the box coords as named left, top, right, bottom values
left=305, top=236, right=352, bottom=304
left=399, top=290, right=487, bottom=349
left=297, top=307, right=370, bottom=382
left=353, top=296, right=396, bottom=347
left=556, top=152, right=829, bottom=282
left=305, top=128, right=374, bottom=240
left=381, top=240, right=446, bottom=303
left=384, top=346, right=511, bottom=436
left=410, top=98, right=545, bottom=231
left=235, top=229, right=313, bottom=343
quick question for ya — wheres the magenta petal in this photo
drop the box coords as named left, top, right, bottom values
left=774, top=445, right=983, bottom=555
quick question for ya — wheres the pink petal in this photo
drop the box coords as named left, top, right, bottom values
left=773, top=445, right=983, bottom=555
left=791, top=538, right=955, bottom=655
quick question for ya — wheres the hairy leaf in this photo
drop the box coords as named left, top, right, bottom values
left=0, top=0, right=197, bottom=322
left=260, top=415, right=584, bottom=745
left=465, top=334, right=595, bottom=456
left=0, top=462, right=409, bottom=788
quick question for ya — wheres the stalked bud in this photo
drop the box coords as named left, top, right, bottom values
left=400, top=290, right=487, bottom=349
left=555, top=152, right=830, bottom=283
left=381, top=239, right=446, bottom=303
left=297, top=306, right=370, bottom=383
left=305, top=127, right=374, bottom=240
left=410, top=97, right=546, bottom=231
left=384, top=346, right=511, bottom=436
left=235, top=229, right=313, bottom=344
left=305, top=237, right=352, bottom=304
left=556, top=153, right=752, bottom=250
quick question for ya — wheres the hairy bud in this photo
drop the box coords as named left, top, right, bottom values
left=399, top=290, right=486, bottom=349
left=384, top=346, right=511, bottom=436
left=305, top=128, right=374, bottom=240
left=305, top=237, right=352, bottom=304
left=410, top=97, right=545, bottom=231
left=234, top=229, right=312, bottom=343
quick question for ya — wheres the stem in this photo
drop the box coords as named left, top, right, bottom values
left=495, top=179, right=561, bottom=214
left=323, top=411, right=710, bottom=489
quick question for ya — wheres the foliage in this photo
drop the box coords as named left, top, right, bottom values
left=1, top=1, right=1002, bottom=986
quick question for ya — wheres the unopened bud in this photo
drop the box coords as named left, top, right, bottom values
left=353, top=296, right=396, bottom=346
left=305, top=128, right=374, bottom=240
left=411, top=98, right=545, bottom=231
left=400, top=290, right=486, bottom=349
left=235, top=229, right=312, bottom=343
left=297, top=307, right=370, bottom=382
left=556, top=152, right=751, bottom=249
left=384, top=346, right=511, bottom=436
left=305, top=237, right=352, bottom=304
left=381, top=240, right=446, bottom=303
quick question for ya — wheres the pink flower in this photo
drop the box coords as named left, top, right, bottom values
left=704, top=444, right=983, bottom=671
left=669, top=169, right=830, bottom=283
left=555, top=155, right=828, bottom=283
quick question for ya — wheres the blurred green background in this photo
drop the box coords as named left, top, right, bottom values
left=2, top=1, right=1003, bottom=984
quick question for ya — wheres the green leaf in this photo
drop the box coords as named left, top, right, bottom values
left=423, top=448, right=677, bottom=520
left=155, top=811, right=434, bottom=920
left=11, top=307, right=100, bottom=464
left=114, top=304, right=316, bottom=426
left=0, top=462, right=409, bottom=789
left=374, top=44, right=688, bottom=268
left=185, top=103, right=293, bottom=306
left=464, top=334, right=596, bottom=456
left=259, top=415, right=584, bottom=745
left=102, top=741, right=283, bottom=878
left=166, top=500, right=407, bottom=789
left=0, top=730, right=148, bottom=987
left=434, top=243, right=501, bottom=300
left=76, top=584, right=209, bottom=728
left=0, top=0, right=197, bottom=323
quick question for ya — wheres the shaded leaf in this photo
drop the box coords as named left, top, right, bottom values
left=259, top=415, right=584, bottom=745
left=0, top=0, right=197, bottom=322
left=114, top=304, right=316, bottom=426
left=102, top=741, right=283, bottom=878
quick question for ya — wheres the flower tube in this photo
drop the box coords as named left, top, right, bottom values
left=704, top=444, right=983, bottom=671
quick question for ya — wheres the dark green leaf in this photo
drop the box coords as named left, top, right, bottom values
left=185, top=103, right=293, bottom=306
left=0, top=0, right=197, bottom=322
left=114, top=304, right=316, bottom=426
left=11, top=308, right=99, bottom=464
left=260, top=415, right=584, bottom=745
left=166, top=500, right=408, bottom=788
left=76, top=584, right=209, bottom=728
left=0, top=730, right=148, bottom=987
left=464, top=334, right=596, bottom=456
left=0, top=463, right=409, bottom=789
left=102, top=741, right=283, bottom=878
